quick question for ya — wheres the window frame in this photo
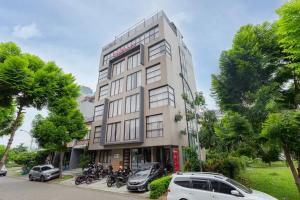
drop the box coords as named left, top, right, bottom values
left=93, top=126, right=102, bottom=143
left=124, top=118, right=140, bottom=141
left=94, top=104, right=104, bottom=121
left=146, top=63, right=161, bottom=84
left=148, top=40, right=172, bottom=61
left=110, top=78, right=124, bottom=96
left=146, top=114, right=163, bottom=138
left=99, top=68, right=108, bottom=82
left=108, top=99, right=122, bottom=118
left=126, top=71, right=142, bottom=91
left=106, top=122, right=121, bottom=142
left=125, top=93, right=140, bottom=114
left=149, top=85, right=175, bottom=108
left=99, top=84, right=109, bottom=101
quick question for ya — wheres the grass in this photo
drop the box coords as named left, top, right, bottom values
left=239, top=165, right=298, bottom=200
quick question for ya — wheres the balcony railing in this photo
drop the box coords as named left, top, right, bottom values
left=102, top=10, right=167, bottom=51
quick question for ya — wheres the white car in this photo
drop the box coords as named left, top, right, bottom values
left=0, top=165, right=7, bottom=176
left=167, top=172, right=277, bottom=200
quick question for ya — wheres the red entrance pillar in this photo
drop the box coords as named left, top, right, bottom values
left=173, top=147, right=180, bottom=172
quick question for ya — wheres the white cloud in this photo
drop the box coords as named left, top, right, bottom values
left=12, top=23, right=41, bottom=39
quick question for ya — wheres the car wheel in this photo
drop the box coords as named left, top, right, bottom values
left=40, top=176, right=45, bottom=182
left=29, top=175, right=33, bottom=181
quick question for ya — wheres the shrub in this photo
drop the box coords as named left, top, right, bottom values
left=79, top=153, right=91, bottom=170
left=149, top=176, right=172, bottom=199
left=183, top=147, right=200, bottom=171
left=203, top=155, right=246, bottom=178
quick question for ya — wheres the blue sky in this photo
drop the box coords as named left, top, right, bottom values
left=0, top=0, right=285, bottom=147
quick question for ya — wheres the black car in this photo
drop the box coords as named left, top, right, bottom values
left=127, top=162, right=163, bottom=192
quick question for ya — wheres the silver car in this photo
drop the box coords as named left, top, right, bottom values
left=29, top=164, right=60, bottom=182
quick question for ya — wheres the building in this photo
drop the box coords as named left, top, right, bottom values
left=67, top=86, right=95, bottom=169
left=89, top=11, right=199, bottom=171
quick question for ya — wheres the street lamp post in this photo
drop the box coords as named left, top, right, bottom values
left=20, top=129, right=33, bottom=151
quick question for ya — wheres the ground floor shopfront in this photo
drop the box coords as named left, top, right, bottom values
left=90, top=145, right=182, bottom=172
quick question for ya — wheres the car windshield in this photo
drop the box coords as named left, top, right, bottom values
left=226, top=178, right=252, bottom=194
left=42, top=166, right=53, bottom=171
left=134, top=169, right=151, bottom=177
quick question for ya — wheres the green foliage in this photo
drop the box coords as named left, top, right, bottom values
left=12, top=143, right=28, bottom=153
left=277, top=0, right=300, bottom=75
left=259, top=144, right=280, bottom=165
left=149, top=176, right=172, bottom=199
left=0, top=41, right=81, bottom=168
left=211, top=22, right=283, bottom=114
left=183, top=147, right=200, bottom=171
left=214, top=112, right=253, bottom=153
left=199, top=110, right=219, bottom=149
left=174, top=112, right=183, bottom=122
left=0, top=104, right=15, bottom=136
left=203, top=152, right=246, bottom=178
left=79, top=152, right=91, bottom=170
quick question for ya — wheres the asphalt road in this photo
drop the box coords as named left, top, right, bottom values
left=0, top=176, right=145, bottom=200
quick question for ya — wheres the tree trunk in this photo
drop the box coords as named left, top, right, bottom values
left=59, top=151, right=64, bottom=179
left=0, top=106, right=23, bottom=170
left=283, top=144, right=300, bottom=196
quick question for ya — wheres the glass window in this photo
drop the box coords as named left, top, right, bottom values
left=103, top=26, right=159, bottom=65
left=149, top=40, right=171, bottom=61
left=108, top=99, right=122, bottom=118
left=99, top=150, right=111, bottom=163
left=93, top=126, right=101, bottom=143
left=94, top=105, right=104, bottom=120
left=192, top=180, right=210, bottom=191
left=211, top=180, right=235, bottom=195
left=146, top=64, right=161, bottom=84
left=124, top=118, right=139, bottom=141
left=99, top=85, right=108, bottom=101
left=110, top=78, right=124, bottom=96
left=125, top=93, right=140, bottom=114
left=41, top=166, right=52, bottom=171
left=149, top=85, right=175, bottom=108
left=127, top=71, right=141, bottom=91
left=112, top=60, right=125, bottom=77
left=128, top=53, right=140, bottom=70
left=106, top=122, right=121, bottom=142
left=174, top=180, right=190, bottom=188
left=146, top=114, right=163, bottom=138
left=99, top=68, right=108, bottom=82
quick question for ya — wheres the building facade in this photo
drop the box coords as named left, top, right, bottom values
left=68, top=87, right=95, bottom=169
left=89, top=11, right=199, bottom=171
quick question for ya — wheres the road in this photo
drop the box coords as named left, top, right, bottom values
left=0, top=176, right=145, bottom=200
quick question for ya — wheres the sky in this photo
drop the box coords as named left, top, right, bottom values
left=0, top=0, right=285, bottom=147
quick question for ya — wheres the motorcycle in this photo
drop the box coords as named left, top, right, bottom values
left=75, top=167, right=93, bottom=185
left=115, top=166, right=132, bottom=188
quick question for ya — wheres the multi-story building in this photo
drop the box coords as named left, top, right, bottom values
left=89, top=11, right=199, bottom=171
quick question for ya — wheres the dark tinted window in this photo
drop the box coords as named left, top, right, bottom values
left=174, top=180, right=190, bottom=188
left=192, top=180, right=210, bottom=191
left=32, top=167, right=40, bottom=171
left=41, top=166, right=52, bottom=171
left=211, top=180, right=235, bottom=195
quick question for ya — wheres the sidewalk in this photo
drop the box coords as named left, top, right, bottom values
left=59, top=177, right=149, bottom=198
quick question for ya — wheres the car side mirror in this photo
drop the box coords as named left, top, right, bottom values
left=231, top=190, right=241, bottom=197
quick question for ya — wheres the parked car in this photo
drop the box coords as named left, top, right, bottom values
left=127, top=162, right=163, bottom=192
left=167, top=172, right=277, bottom=200
left=0, top=165, right=7, bottom=176
left=28, top=164, right=60, bottom=182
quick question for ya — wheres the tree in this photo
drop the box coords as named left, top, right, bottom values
left=276, top=0, right=300, bottom=110
left=12, top=143, right=28, bottom=153
left=0, top=104, right=15, bottom=136
left=277, top=0, right=300, bottom=75
left=261, top=110, right=300, bottom=195
left=198, top=110, right=219, bottom=149
left=211, top=22, right=285, bottom=129
left=0, top=42, right=80, bottom=169
left=32, top=98, right=87, bottom=178
left=214, top=112, right=254, bottom=155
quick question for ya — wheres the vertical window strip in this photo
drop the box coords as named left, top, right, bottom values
left=146, top=64, right=161, bottom=84
left=146, top=114, right=163, bottom=138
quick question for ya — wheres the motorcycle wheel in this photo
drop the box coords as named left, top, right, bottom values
left=116, top=180, right=122, bottom=188
left=75, top=177, right=82, bottom=185
left=107, top=181, right=113, bottom=187
left=86, top=177, right=93, bottom=184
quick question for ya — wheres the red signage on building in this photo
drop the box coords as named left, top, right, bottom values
left=112, top=43, right=136, bottom=57
left=173, top=147, right=180, bottom=172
